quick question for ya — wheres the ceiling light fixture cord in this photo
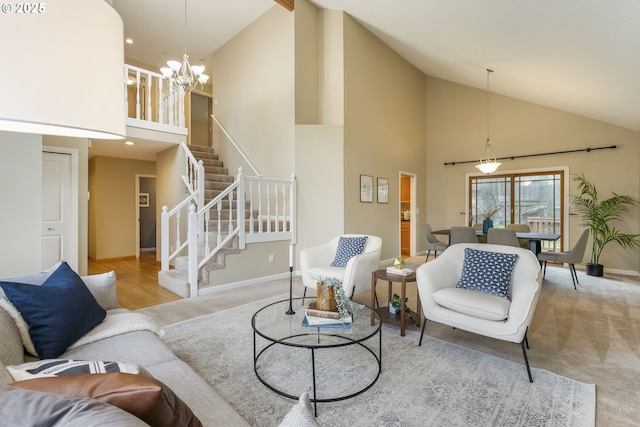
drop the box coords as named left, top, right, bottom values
left=475, top=68, right=501, bottom=174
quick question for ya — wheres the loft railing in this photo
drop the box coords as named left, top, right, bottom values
left=124, top=64, right=187, bottom=135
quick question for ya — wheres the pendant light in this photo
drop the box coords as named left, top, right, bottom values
left=475, top=69, right=501, bottom=174
left=160, top=0, right=209, bottom=94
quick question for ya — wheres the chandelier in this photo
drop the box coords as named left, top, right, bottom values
left=475, top=69, right=501, bottom=174
left=160, top=0, right=209, bottom=94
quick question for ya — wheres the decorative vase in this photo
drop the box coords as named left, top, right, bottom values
left=586, top=263, right=604, bottom=277
left=316, top=283, right=336, bottom=311
left=482, top=218, right=493, bottom=234
left=389, top=303, right=399, bottom=315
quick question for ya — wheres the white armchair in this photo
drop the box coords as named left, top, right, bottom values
left=300, top=234, right=382, bottom=303
left=416, top=243, right=542, bottom=382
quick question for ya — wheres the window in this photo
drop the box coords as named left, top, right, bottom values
left=469, top=171, right=564, bottom=251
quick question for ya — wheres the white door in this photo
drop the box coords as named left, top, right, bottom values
left=42, top=151, right=74, bottom=269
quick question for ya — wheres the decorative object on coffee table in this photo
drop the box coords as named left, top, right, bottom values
left=315, top=277, right=360, bottom=320
left=286, top=243, right=295, bottom=315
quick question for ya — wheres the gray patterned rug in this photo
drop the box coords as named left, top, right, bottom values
left=162, top=295, right=595, bottom=427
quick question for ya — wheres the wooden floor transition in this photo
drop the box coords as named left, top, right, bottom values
left=87, top=252, right=180, bottom=310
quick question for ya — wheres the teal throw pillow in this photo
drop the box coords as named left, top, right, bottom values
left=455, top=248, right=518, bottom=300
left=0, top=262, right=106, bottom=359
left=330, top=236, right=368, bottom=267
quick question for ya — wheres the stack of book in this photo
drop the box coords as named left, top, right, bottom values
left=302, top=308, right=352, bottom=329
left=386, top=266, right=413, bottom=276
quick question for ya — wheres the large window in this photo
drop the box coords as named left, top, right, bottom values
left=469, top=171, right=564, bottom=251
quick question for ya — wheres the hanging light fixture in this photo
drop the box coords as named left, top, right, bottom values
left=160, top=0, right=209, bottom=94
left=475, top=69, right=501, bottom=174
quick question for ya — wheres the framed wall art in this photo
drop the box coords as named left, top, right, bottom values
left=360, top=175, right=373, bottom=203
left=377, top=177, right=389, bottom=203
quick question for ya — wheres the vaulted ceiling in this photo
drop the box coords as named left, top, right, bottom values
left=112, top=0, right=640, bottom=135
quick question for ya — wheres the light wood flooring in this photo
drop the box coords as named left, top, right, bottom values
left=87, top=252, right=180, bottom=310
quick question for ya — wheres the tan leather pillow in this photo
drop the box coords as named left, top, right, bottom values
left=11, top=372, right=202, bottom=427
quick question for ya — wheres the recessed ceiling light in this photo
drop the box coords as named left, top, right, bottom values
left=125, top=38, right=133, bottom=44
left=125, top=141, right=134, bottom=145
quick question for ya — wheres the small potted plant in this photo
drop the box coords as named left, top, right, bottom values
left=571, top=173, right=640, bottom=276
left=389, top=293, right=419, bottom=325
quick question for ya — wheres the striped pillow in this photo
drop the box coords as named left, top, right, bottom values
left=7, top=359, right=149, bottom=382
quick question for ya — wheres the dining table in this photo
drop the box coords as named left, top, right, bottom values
left=432, top=228, right=561, bottom=255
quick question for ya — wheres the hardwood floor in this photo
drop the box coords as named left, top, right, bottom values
left=87, top=252, right=181, bottom=310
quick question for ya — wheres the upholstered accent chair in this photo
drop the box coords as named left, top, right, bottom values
left=487, top=228, right=520, bottom=247
left=537, top=229, right=589, bottom=290
left=300, top=234, right=382, bottom=303
left=422, top=223, right=448, bottom=260
left=416, top=243, right=542, bottom=382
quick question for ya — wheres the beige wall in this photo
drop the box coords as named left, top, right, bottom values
left=88, top=156, right=155, bottom=260
left=0, top=132, right=90, bottom=276
left=425, top=76, right=640, bottom=273
left=0, top=132, right=43, bottom=276
left=211, top=6, right=295, bottom=179
left=343, top=14, right=427, bottom=260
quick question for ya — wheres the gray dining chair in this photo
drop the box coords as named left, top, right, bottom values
left=487, top=228, right=520, bottom=247
left=450, top=226, right=479, bottom=245
left=537, top=229, right=589, bottom=290
left=422, top=223, right=448, bottom=260
left=506, top=223, right=531, bottom=249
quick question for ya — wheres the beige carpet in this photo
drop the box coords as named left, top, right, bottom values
left=137, top=258, right=640, bottom=426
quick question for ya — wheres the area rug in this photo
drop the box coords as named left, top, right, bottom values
left=162, top=295, right=595, bottom=427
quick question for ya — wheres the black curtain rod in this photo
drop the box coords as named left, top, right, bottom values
left=444, top=145, right=617, bottom=166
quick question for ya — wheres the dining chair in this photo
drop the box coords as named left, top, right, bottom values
left=422, top=223, right=448, bottom=260
left=506, top=223, right=531, bottom=249
left=537, top=229, right=589, bottom=289
left=450, top=226, right=479, bottom=245
left=487, top=228, right=520, bottom=247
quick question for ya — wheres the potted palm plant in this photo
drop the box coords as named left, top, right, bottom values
left=570, top=173, right=640, bottom=276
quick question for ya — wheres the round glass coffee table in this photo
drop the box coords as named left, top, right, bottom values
left=251, top=298, right=382, bottom=415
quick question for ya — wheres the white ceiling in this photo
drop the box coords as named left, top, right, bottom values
left=95, top=0, right=640, bottom=160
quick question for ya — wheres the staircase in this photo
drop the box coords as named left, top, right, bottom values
left=158, top=143, right=296, bottom=298
left=158, top=145, right=241, bottom=297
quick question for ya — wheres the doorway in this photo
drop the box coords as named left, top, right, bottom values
left=42, top=148, right=78, bottom=270
left=400, top=172, right=417, bottom=257
left=190, top=92, right=213, bottom=147
left=136, top=175, right=156, bottom=257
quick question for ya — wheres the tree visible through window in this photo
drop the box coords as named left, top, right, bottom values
left=469, top=172, right=563, bottom=251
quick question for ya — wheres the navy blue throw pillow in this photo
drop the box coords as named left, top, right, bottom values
left=455, top=248, right=518, bottom=300
left=330, top=236, right=368, bottom=267
left=0, top=262, right=106, bottom=359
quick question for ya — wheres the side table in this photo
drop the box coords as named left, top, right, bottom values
left=371, top=269, right=421, bottom=336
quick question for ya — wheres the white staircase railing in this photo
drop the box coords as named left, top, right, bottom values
left=160, top=143, right=204, bottom=271
left=124, top=64, right=187, bottom=135
left=161, top=148, right=297, bottom=298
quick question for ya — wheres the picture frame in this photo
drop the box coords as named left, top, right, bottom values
left=377, top=177, right=389, bottom=203
left=139, top=193, right=149, bottom=208
left=360, top=175, right=373, bottom=203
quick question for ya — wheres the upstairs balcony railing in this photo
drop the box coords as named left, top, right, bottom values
left=124, top=64, right=187, bottom=135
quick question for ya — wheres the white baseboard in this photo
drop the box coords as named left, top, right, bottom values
left=197, top=270, right=300, bottom=296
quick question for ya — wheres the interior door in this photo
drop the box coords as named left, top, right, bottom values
left=42, top=151, right=74, bottom=269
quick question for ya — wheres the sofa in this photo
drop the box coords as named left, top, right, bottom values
left=0, top=265, right=319, bottom=426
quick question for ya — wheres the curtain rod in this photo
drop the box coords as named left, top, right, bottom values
left=443, top=145, right=617, bottom=166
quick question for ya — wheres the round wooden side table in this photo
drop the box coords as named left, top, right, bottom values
left=370, top=269, right=421, bottom=336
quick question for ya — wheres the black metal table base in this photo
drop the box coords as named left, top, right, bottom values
left=253, top=330, right=382, bottom=416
